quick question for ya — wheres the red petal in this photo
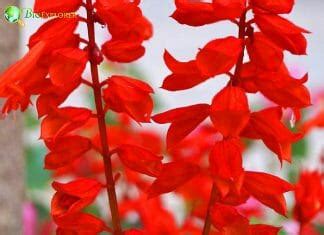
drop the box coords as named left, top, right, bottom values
left=162, top=50, right=208, bottom=90
left=54, top=213, right=108, bottom=233
left=40, top=107, right=92, bottom=140
left=147, top=161, right=200, bottom=198
left=29, top=18, right=79, bottom=53
left=247, top=32, right=283, bottom=70
left=101, top=40, right=145, bottom=63
left=171, top=0, right=221, bottom=26
left=196, top=37, right=243, bottom=77
left=210, top=86, right=250, bottom=137
left=244, top=171, right=292, bottom=215
left=152, top=104, right=210, bottom=148
left=209, top=138, right=243, bottom=180
left=116, top=144, right=163, bottom=177
left=251, top=0, right=294, bottom=14
left=249, top=224, right=282, bottom=235
left=255, top=13, right=309, bottom=55
left=212, top=0, right=246, bottom=19
left=45, top=135, right=91, bottom=169
left=103, top=76, right=153, bottom=122
left=50, top=48, right=87, bottom=86
left=211, top=203, right=249, bottom=233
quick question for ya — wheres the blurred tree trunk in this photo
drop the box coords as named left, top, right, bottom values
left=0, top=0, right=24, bottom=234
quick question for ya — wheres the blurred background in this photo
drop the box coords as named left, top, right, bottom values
left=0, top=0, right=323, bottom=234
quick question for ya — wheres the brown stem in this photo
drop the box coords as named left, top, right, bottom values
left=202, top=183, right=218, bottom=235
left=85, top=0, right=122, bottom=234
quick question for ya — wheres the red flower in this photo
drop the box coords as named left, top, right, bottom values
left=147, top=161, right=200, bottom=198
left=40, top=107, right=92, bottom=140
left=209, top=138, right=244, bottom=181
left=103, top=76, right=154, bottom=122
left=34, top=0, right=82, bottom=13
left=196, top=37, right=243, bottom=77
left=293, top=171, right=324, bottom=224
left=210, top=203, right=281, bottom=234
left=44, top=135, right=92, bottom=169
left=29, top=18, right=79, bottom=54
left=212, top=0, right=246, bottom=19
left=115, top=144, right=163, bottom=177
left=255, top=13, right=309, bottom=55
left=49, top=48, right=87, bottom=86
left=242, top=107, right=301, bottom=162
left=171, top=0, right=221, bottom=26
left=0, top=42, right=47, bottom=114
left=243, top=171, right=292, bottom=215
left=55, top=213, right=109, bottom=234
left=101, top=40, right=145, bottom=63
left=162, top=50, right=208, bottom=91
left=210, top=86, right=250, bottom=137
left=246, top=32, right=283, bottom=71
left=250, top=0, right=294, bottom=14
left=96, top=0, right=152, bottom=63
left=51, top=178, right=102, bottom=216
left=152, top=104, right=210, bottom=149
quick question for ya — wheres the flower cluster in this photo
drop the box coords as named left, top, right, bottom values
left=0, top=0, right=160, bottom=234
left=151, top=0, right=312, bottom=233
left=0, top=0, right=321, bottom=234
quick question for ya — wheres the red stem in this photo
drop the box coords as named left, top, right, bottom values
left=233, top=9, right=248, bottom=84
left=85, top=0, right=122, bottom=234
left=202, top=183, right=218, bottom=235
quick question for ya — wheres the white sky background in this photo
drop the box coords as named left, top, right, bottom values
left=21, top=0, right=324, bottom=169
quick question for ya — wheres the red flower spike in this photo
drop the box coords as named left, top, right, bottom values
left=34, top=0, right=82, bottom=13
left=255, top=13, right=309, bottom=55
left=152, top=104, right=210, bottom=149
left=103, top=76, right=154, bottom=122
left=293, top=171, right=324, bottom=224
left=250, top=0, right=294, bottom=14
left=242, top=107, right=301, bottom=162
left=44, top=135, right=92, bottom=169
left=51, top=178, right=102, bottom=216
left=147, top=161, right=200, bottom=198
left=162, top=50, right=208, bottom=91
left=209, top=138, right=244, bottom=181
left=243, top=171, right=292, bottom=215
left=29, top=18, right=79, bottom=54
left=54, top=213, right=108, bottom=234
left=101, top=40, right=145, bottom=63
left=40, top=107, right=92, bottom=140
left=246, top=32, right=283, bottom=71
left=116, top=144, right=163, bottom=177
left=196, top=37, right=243, bottom=77
left=212, top=0, right=247, bottom=20
left=49, top=48, right=88, bottom=86
left=210, top=86, right=250, bottom=137
left=171, top=0, right=221, bottom=26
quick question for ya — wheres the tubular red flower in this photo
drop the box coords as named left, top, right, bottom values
left=103, top=75, right=154, bottom=122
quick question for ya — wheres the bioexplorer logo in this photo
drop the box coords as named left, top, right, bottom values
left=3, top=5, right=77, bottom=26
